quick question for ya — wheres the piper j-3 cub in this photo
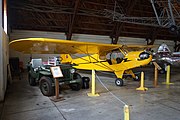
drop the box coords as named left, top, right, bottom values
left=9, top=38, right=152, bottom=86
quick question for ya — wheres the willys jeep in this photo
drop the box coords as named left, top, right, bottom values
left=27, top=58, right=83, bottom=96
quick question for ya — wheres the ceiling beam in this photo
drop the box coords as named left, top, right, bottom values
left=146, top=27, right=159, bottom=45
left=66, top=0, right=80, bottom=40
left=10, top=3, right=106, bottom=18
left=111, top=0, right=137, bottom=44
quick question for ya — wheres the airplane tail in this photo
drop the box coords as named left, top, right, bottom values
left=60, top=54, right=73, bottom=64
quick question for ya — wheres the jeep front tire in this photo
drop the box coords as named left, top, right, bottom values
left=39, top=76, right=54, bottom=96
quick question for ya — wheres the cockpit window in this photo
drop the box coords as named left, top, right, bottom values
left=106, top=51, right=124, bottom=64
left=157, top=43, right=171, bottom=53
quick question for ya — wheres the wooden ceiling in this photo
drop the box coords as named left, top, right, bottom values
left=8, top=0, right=180, bottom=44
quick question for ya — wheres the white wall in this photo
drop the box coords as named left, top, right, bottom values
left=10, top=30, right=112, bottom=43
left=9, top=30, right=175, bottom=69
left=72, top=34, right=111, bottom=44
left=0, top=29, right=9, bottom=102
left=117, top=37, right=175, bottom=51
left=153, top=39, right=175, bottom=52
left=117, top=37, right=147, bottom=45
left=0, top=10, right=9, bottom=102
left=10, top=30, right=66, bottom=40
left=0, top=28, right=3, bottom=101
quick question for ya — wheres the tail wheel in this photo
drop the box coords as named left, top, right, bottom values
left=133, top=72, right=141, bottom=81
left=39, top=77, right=54, bottom=96
left=115, top=78, right=124, bottom=86
left=133, top=75, right=140, bottom=81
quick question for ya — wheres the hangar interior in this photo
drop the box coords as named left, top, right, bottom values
left=0, top=0, right=180, bottom=120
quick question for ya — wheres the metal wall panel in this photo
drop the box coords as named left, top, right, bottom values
left=10, top=30, right=66, bottom=41
left=72, top=34, right=111, bottom=43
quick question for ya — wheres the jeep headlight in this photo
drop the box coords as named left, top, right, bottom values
left=70, top=69, right=75, bottom=73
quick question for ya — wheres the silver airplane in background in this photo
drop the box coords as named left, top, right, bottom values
left=153, top=43, right=180, bottom=73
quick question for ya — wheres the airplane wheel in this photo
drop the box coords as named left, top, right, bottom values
left=115, top=78, right=124, bottom=86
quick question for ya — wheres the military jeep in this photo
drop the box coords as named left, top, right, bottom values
left=27, top=58, right=82, bottom=96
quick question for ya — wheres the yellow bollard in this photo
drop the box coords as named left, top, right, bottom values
left=87, top=69, right=100, bottom=97
left=124, top=105, right=130, bottom=120
left=136, top=72, right=148, bottom=91
left=162, top=65, right=174, bottom=85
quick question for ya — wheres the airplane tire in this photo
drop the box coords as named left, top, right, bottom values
left=39, top=77, right=54, bottom=96
left=28, top=74, right=36, bottom=86
left=115, top=78, right=124, bottom=86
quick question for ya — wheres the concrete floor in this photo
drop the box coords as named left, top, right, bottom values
left=0, top=66, right=180, bottom=120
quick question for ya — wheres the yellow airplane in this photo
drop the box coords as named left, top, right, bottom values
left=9, top=38, right=152, bottom=86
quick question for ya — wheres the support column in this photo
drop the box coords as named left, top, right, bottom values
left=87, top=69, right=99, bottom=97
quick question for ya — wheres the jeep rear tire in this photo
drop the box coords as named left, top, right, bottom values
left=28, top=74, right=36, bottom=86
left=70, top=83, right=81, bottom=91
left=70, top=73, right=82, bottom=91
left=39, top=77, right=54, bottom=96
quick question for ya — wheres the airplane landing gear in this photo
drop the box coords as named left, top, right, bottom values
left=133, top=73, right=141, bottom=81
left=115, top=78, right=124, bottom=86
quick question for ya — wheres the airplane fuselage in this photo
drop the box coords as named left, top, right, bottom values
left=154, top=52, right=180, bottom=66
left=68, top=51, right=152, bottom=78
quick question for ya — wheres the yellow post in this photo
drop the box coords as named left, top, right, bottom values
left=162, top=65, right=173, bottom=85
left=87, top=69, right=99, bottom=97
left=124, top=105, right=130, bottom=120
left=136, top=72, right=148, bottom=91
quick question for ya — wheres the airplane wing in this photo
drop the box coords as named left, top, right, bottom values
left=9, top=38, right=121, bottom=56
